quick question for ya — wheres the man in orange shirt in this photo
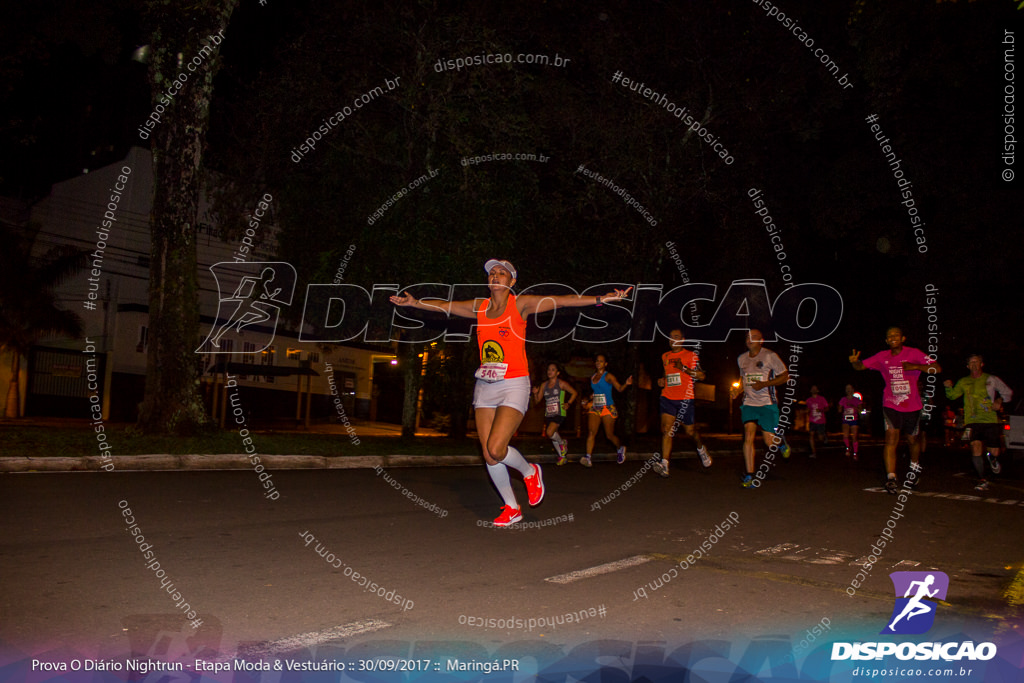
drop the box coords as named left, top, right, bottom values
left=653, top=329, right=711, bottom=477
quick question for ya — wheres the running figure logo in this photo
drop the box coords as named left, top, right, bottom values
left=881, top=571, right=949, bottom=635
left=197, top=262, right=297, bottom=354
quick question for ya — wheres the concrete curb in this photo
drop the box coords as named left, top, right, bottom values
left=0, top=450, right=764, bottom=473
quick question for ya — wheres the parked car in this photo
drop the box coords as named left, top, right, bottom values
left=1004, top=399, right=1024, bottom=455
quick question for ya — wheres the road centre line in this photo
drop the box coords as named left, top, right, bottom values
left=752, top=542, right=917, bottom=569
left=545, top=555, right=651, bottom=584
left=864, top=486, right=1024, bottom=507
left=234, top=619, right=391, bottom=659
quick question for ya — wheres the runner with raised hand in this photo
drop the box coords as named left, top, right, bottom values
left=850, top=327, right=940, bottom=493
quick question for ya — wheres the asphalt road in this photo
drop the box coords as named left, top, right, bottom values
left=1, top=444, right=1021, bottom=672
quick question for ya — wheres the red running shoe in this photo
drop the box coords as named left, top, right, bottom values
left=524, top=463, right=545, bottom=506
left=493, top=505, right=523, bottom=527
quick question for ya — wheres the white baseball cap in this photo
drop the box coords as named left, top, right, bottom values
left=484, top=259, right=517, bottom=279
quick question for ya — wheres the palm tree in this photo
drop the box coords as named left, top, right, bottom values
left=0, top=223, right=85, bottom=418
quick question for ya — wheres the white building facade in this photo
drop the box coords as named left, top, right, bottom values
left=14, top=147, right=392, bottom=424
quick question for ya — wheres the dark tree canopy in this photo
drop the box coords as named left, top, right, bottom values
left=3, top=0, right=1019, bottom=432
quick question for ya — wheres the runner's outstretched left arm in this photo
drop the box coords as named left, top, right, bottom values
left=517, top=287, right=633, bottom=317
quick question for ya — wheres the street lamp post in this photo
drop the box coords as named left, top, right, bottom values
left=728, top=381, right=741, bottom=434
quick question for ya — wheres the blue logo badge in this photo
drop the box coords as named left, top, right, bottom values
left=881, top=571, right=948, bottom=635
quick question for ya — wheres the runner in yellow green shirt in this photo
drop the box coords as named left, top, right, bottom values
left=944, top=354, right=1013, bottom=491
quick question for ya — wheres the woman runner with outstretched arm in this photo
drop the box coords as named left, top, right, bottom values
left=390, top=259, right=631, bottom=527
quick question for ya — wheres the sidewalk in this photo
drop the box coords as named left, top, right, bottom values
left=0, top=427, right=862, bottom=473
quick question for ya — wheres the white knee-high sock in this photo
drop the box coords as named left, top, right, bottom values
left=486, top=462, right=518, bottom=508
left=502, top=445, right=534, bottom=476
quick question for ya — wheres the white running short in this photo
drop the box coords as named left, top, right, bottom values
left=473, top=376, right=530, bottom=415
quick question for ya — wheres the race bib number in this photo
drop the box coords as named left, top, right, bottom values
left=892, top=380, right=911, bottom=396
left=592, top=393, right=607, bottom=408
left=474, top=363, right=508, bottom=383
left=666, top=372, right=682, bottom=387
left=545, top=396, right=560, bottom=416
left=843, top=413, right=857, bottom=423
left=745, top=373, right=765, bottom=385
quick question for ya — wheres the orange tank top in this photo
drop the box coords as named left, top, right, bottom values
left=662, top=348, right=698, bottom=400
left=476, top=294, right=529, bottom=380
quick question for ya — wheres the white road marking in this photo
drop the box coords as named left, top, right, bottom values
left=889, top=560, right=921, bottom=570
left=545, top=555, right=651, bottom=584
left=781, top=547, right=816, bottom=561
left=864, top=486, right=1024, bottom=507
left=756, top=543, right=916, bottom=569
left=849, top=556, right=919, bottom=570
left=806, top=549, right=857, bottom=565
left=234, top=619, right=392, bottom=659
left=754, top=543, right=801, bottom=557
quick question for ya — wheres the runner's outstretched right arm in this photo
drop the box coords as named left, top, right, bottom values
left=390, top=292, right=479, bottom=319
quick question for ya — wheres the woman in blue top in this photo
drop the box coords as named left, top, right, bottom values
left=582, top=354, right=632, bottom=466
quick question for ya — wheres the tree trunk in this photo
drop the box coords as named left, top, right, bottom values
left=4, top=350, right=21, bottom=418
left=400, top=342, right=423, bottom=439
left=445, top=342, right=471, bottom=440
left=136, top=1, right=238, bottom=435
left=624, top=343, right=639, bottom=440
